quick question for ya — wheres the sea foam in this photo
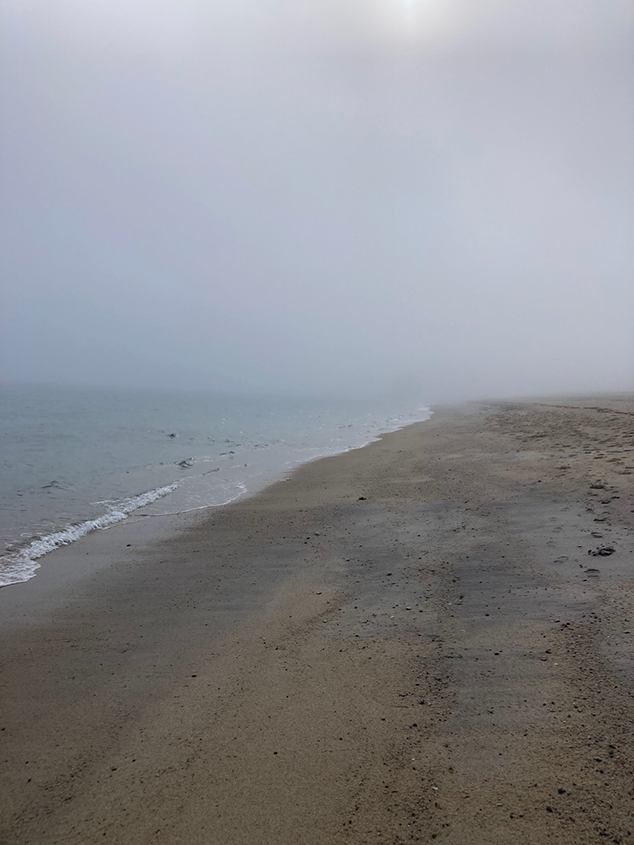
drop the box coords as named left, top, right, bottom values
left=0, top=483, right=178, bottom=588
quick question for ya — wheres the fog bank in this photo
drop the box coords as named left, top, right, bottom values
left=1, top=0, right=632, bottom=401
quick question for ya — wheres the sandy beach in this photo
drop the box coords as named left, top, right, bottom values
left=1, top=395, right=633, bottom=845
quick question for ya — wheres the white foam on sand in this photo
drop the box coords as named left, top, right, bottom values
left=0, top=483, right=179, bottom=588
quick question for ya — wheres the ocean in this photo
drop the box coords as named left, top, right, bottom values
left=0, top=384, right=430, bottom=587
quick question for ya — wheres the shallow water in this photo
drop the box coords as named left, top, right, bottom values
left=0, top=385, right=429, bottom=585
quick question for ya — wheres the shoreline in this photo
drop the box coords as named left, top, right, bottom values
left=0, top=402, right=431, bottom=589
left=1, top=394, right=633, bottom=844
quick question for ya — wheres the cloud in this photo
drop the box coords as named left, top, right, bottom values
left=1, top=0, right=632, bottom=398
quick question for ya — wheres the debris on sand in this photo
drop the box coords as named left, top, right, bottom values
left=588, top=546, right=615, bottom=557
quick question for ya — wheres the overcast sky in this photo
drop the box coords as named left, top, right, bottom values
left=1, top=0, right=633, bottom=400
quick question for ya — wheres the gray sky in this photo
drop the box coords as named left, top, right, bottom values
left=1, top=0, right=633, bottom=401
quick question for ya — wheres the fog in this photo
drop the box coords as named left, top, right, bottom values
left=1, top=0, right=633, bottom=401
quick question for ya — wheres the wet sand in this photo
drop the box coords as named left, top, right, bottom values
left=1, top=395, right=633, bottom=844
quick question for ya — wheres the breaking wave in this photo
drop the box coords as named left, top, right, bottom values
left=0, top=483, right=178, bottom=588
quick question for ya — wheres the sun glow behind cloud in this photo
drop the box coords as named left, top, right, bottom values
left=371, top=0, right=472, bottom=46
left=280, top=0, right=492, bottom=52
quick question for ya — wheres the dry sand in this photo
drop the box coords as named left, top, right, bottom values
left=1, top=395, right=633, bottom=845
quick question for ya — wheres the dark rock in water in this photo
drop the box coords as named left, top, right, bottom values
left=168, top=433, right=176, bottom=438
left=177, top=458, right=194, bottom=468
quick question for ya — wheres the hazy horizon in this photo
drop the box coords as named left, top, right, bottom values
left=2, top=0, right=633, bottom=403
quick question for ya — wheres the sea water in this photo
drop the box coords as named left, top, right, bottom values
left=0, top=384, right=430, bottom=587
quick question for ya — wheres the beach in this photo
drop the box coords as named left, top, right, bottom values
left=1, top=395, right=633, bottom=844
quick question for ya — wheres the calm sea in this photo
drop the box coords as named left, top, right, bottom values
left=0, top=385, right=429, bottom=587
